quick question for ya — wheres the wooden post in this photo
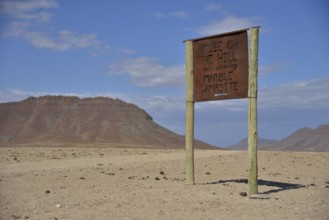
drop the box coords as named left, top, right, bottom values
left=248, top=27, right=259, bottom=195
left=185, top=40, right=195, bottom=186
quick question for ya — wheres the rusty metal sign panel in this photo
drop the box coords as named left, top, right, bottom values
left=192, top=30, right=249, bottom=102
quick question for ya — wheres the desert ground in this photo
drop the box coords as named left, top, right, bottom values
left=0, top=145, right=328, bottom=220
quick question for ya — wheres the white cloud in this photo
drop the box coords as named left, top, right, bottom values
left=195, top=77, right=329, bottom=111
left=1, top=21, right=30, bottom=37
left=0, top=0, right=58, bottom=22
left=58, top=30, right=100, bottom=49
left=204, top=3, right=222, bottom=12
left=0, top=0, right=113, bottom=54
left=195, top=15, right=260, bottom=36
left=24, top=31, right=62, bottom=49
left=108, top=57, right=185, bottom=87
left=0, top=89, right=183, bottom=110
left=1, top=0, right=58, bottom=12
left=135, top=95, right=185, bottom=113
left=2, top=77, right=328, bottom=112
left=259, top=62, right=294, bottom=76
left=0, top=89, right=81, bottom=103
left=117, top=47, right=136, bottom=55
left=10, top=29, right=101, bottom=51
left=195, top=99, right=247, bottom=112
left=153, top=10, right=189, bottom=19
left=259, top=77, right=329, bottom=109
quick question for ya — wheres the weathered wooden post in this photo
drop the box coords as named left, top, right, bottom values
left=248, top=27, right=259, bottom=195
left=185, top=40, right=195, bottom=186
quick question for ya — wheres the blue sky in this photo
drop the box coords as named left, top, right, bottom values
left=0, top=0, right=328, bottom=147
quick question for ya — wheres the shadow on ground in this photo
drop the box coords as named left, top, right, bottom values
left=206, top=179, right=305, bottom=194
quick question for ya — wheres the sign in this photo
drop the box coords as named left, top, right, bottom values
left=184, top=27, right=260, bottom=193
left=193, top=31, right=248, bottom=102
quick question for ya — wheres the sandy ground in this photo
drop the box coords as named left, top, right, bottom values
left=0, top=146, right=328, bottom=220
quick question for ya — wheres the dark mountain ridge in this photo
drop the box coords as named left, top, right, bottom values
left=229, top=138, right=278, bottom=150
left=229, top=124, right=329, bottom=152
left=263, top=124, right=329, bottom=152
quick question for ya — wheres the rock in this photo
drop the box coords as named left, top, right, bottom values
left=239, top=192, right=247, bottom=197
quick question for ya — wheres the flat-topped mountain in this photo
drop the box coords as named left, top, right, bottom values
left=0, top=96, right=218, bottom=149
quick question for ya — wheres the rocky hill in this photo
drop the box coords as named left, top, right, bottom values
left=262, top=124, right=329, bottom=152
left=229, top=124, right=329, bottom=152
left=0, top=96, right=217, bottom=149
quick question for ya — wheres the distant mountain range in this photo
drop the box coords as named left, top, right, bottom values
left=0, top=96, right=218, bottom=149
left=229, top=124, right=329, bottom=152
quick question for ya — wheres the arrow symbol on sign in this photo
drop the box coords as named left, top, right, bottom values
left=214, top=93, right=228, bottom=97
